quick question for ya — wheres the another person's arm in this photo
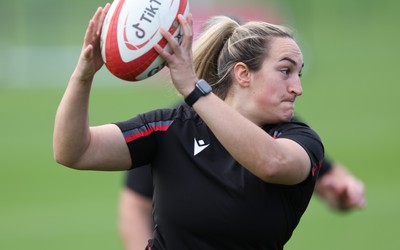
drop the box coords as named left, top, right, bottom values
left=119, top=167, right=154, bottom=250
left=119, top=188, right=153, bottom=250
left=315, top=161, right=366, bottom=211
left=290, top=118, right=366, bottom=211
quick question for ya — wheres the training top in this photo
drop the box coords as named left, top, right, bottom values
left=124, top=115, right=333, bottom=199
left=116, top=105, right=324, bottom=250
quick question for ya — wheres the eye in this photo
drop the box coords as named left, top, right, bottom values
left=281, top=69, right=290, bottom=76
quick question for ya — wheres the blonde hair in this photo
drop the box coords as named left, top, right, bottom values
left=193, top=16, right=294, bottom=100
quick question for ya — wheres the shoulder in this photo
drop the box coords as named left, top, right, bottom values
left=269, top=120, right=323, bottom=151
left=265, top=120, right=325, bottom=175
left=114, top=104, right=199, bottom=132
left=263, top=120, right=319, bottom=139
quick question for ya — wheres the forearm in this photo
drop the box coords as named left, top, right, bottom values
left=53, top=73, right=93, bottom=167
left=193, top=94, right=309, bottom=184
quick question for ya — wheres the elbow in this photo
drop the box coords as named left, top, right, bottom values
left=258, top=167, right=292, bottom=185
left=250, top=156, right=282, bottom=182
left=53, top=149, right=85, bottom=170
left=53, top=153, right=74, bottom=169
left=53, top=153, right=69, bottom=168
left=52, top=138, right=90, bottom=170
left=258, top=160, right=308, bottom=185
left=256, top=157, right=294, bottom=185
left=259, top=165, right=280, bottom=182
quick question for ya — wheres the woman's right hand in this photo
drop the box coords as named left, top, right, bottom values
left=74, top=3, right=110, bottom=83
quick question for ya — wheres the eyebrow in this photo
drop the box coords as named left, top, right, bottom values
left=280, top=57, right=304, bottom=68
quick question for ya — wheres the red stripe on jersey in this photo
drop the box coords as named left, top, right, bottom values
left=125, top=125, right=170, bottom=143
left=312, top=162, right=323, bottom=177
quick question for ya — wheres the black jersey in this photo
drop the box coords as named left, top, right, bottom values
left=116, top=105, right=324, bottom=250
left=124, top=115, right=333, bottom=199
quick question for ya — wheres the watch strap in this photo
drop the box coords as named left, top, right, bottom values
left=184, top=79, right=211, bottom=107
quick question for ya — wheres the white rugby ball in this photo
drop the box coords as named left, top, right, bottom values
left=100, top=0, right=190, bottom=82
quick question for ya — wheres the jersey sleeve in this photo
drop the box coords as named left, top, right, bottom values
left=115, top=108, right=177, bottom=168
left=318, top=156, right=333, bottom=177
left=272, top=122, right=325, bottom=179
left=291, top=116, right=331, bottom=177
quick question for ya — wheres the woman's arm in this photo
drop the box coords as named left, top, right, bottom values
left=194, top=94, right=312, bottom=185
left=53, top=4, right=131, bottom=171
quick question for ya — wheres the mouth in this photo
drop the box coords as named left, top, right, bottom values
left=284, top=98, right=295, bottom=104
left=283, top=100, right=295, bottom=110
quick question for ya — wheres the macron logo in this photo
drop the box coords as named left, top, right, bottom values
left=193, top=138, right=210, bottom=156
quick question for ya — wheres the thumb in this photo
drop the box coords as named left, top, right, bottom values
left=82, top=44, right=94, bottom=60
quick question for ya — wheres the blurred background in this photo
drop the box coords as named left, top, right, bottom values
left=1, top=0, right=399, bottom=249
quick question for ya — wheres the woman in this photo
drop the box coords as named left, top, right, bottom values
left=53, top=4, right=324, bottom=249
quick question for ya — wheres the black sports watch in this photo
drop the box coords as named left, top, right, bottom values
left=184, top=79, right=212, bottom=107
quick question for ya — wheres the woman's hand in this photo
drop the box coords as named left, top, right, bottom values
left=74, top=3, right=110, bottom=82
left=154, top=14, right=198, bottom=97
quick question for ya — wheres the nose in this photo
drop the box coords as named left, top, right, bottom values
left=289, top=78, right=303, bottom=97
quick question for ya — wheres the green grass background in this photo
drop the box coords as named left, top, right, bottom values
left=1, top=0, right=399, bottom=249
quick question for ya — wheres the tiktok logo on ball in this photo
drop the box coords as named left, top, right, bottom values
left=133, top=0, right=162, bottom=38
left=131, top=23, right=146, bottom=39
left=124, top=0, right=162, bottom=50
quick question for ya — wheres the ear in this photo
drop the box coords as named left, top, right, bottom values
left=233, top=62, right=250, bottom=88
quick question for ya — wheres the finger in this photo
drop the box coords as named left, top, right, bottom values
left=97, top=3, right=111, bottom=35
left=340, top=184, right=366, bottom=210
left=82, top=44, right=94, bottom=60
left=178, top=14, right=193, bottom=48
left=347, top=184, right=367, bottom=208
left=91, top=7, right=104, bottom=36
left=154, top=33, right=173, bottom=62
left=164, top=26, right=182, bottom=54
left=83, top=19, right=96, bottom=49
left=83, top=7, right=102, bottom=44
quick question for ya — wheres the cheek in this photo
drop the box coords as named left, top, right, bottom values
left=251, top=70, right=283, bottom=106
left=253, top=84, right=280, bottom=107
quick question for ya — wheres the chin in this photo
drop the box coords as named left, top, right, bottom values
left=262, top=111, right=293, bottom=124
left=269, top=115, right=292, bottom=124
left=282, top=113, right=294, bottom=122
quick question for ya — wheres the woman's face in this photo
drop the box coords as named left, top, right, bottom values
left=250, top=37, right=304, bottom=124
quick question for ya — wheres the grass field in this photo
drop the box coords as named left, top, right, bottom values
left=1, top=0, right=400, bottom=249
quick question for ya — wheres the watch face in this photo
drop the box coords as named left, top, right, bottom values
left=197, top=80, right=212, bottom=94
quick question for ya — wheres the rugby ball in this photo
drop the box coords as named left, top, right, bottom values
left=100, top=0, right=190, bottom=81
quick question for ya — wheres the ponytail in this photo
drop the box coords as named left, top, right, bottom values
left=193, top=16, right=239, bottom=99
